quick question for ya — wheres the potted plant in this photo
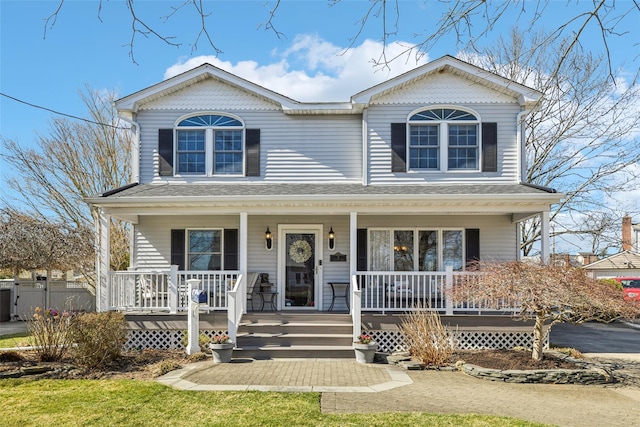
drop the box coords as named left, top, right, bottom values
left=353, top=333, right=377, bottom=363
left=208, top=334, right=234, bottom=363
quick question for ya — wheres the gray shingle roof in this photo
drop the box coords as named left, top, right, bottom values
left=97, top=182, right=556, bottom=199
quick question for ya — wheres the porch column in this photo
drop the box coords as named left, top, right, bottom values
left=97, top=211, right=110, bottom=312
left=540, top=211, right=550, bottom=264
left=349, top=212, right=358, bottom=276
left=239, top=212, right=248, bottom=313
left=239, top=212, right=248, bottom=273
left=349, top=211, right=361, bottom=341
left=516, top=222, right=522, bottom=261
left=168, top=265, right=178, bottom=314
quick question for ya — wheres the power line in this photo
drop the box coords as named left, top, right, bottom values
left=0, top=92, right=126, bottom=129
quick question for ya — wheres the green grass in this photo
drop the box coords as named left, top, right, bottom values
left=0, top=332, right=33, bottom=349
left=0, top=379, right=549, bottom=426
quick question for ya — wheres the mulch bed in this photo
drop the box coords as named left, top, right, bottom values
left=1, top=348, right=582, bottom=380
left=451, top=349, right=581, bottom=370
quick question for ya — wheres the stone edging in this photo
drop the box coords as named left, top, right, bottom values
left=457, top=363, right=613, bottom=384
left=456, top=351, right=615, bottom=385
left=387, top=351, right=615, bottom=385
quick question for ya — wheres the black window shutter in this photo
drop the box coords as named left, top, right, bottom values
left=158, top=129, right=174, bottom=176
left=245, top=129, right=260, bottom=176
left=224, top=229, right=239, bottom=270
left=482, top=122, right=497, bottom=172
left=465, top=228, right=480, bottom=270
left=170, top=229, right=185, bottom=270
left=390, top=123, right=407, bottom=172
left=356, top=229, right=368, bottom=271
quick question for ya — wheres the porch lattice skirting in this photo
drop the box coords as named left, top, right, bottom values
left=124, top=329, right=543, bottom=352
left=367, top=330, right=546, bottom=354
left=125, top=329, right=228, bottom=350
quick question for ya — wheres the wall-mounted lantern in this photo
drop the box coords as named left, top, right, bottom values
left=265, top=226, right=273, bottom=250
left=328, top=226, right=335, bottom=250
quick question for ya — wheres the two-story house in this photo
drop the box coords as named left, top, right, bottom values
left=88, top=55, right=561, bottom=353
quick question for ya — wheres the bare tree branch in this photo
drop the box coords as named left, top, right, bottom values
left=461, top=29, right=640, bottom=256
left=0, top=87, right=132, bottom=275
left=452, top=261, right=640, bottom=360
left=259, top=0, right=286, bottom=40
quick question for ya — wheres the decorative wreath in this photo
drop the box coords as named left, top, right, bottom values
left=289, top=240, right=313, bottom=263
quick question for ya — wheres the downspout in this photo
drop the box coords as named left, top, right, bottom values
left=516, top=109, right=529, bottom=183
left=362, top=109, right=369, bottom=185
left=516, top=109, right=529, bottom=260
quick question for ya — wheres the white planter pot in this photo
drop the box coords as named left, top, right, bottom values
left=209, top=342, right=234, bottom=363
left=353, top=342, right=377, bottom=363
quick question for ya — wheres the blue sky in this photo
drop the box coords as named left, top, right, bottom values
left=1, top=0, right=639, bottom=252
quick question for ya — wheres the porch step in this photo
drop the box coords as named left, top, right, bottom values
left=233, top=345, right=355, bottom=359
left=234, top=312, right=355, bottom=359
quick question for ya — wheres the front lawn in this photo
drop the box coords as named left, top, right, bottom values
left=0, top=379, right=546, bottom=427
left=0, top=333, right=33, bottom=348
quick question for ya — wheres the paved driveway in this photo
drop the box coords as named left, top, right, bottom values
left=550, top=321, right=640, bottom=354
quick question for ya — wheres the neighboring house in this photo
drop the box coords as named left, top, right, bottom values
left=88, top=55, right=561, bottom=348
left=583, top=216, right=640, bottom=279
left=584, top=251, right=640, bottom=279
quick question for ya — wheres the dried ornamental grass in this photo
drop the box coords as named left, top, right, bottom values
left=399, top=306, right=457, bottom=366
left=27, top=307, right=73, bottom=362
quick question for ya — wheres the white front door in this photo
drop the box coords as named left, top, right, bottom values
left=278, top=225, right=323, bottom=310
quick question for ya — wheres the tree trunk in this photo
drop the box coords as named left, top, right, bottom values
left=532, top=313, right=545, bottom=361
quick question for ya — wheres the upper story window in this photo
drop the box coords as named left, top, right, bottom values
left=176, top=114, right=244, bottom=176
left=408, top=108, right=479, bottom=171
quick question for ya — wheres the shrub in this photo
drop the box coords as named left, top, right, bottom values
left=68, top=311, right=127, bottom=369
left=0, top=350, right=24, bottom=362
left=599, top=278, right=623, bottom=291
left=181, top=331, right=212, bottom=351
left=150, top=359, right=183, bottom=377
left=399, top=307, right=457, bottom=366
left=27, top=307, right=73, bottom=362
left=187, top=352, right=209, bottom=363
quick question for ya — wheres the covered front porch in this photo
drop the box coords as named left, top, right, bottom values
left=107, top=269, right=522, bottom=344
left=91, top=183, right=559, bottom=348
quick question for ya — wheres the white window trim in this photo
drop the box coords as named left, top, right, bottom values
left=174, top=112, right=246, bottom=177
left=186, top=228, right=225, bottom=271
left=407, top=106, right=482, bottom=173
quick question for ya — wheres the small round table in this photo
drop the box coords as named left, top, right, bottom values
left=327, top=282, right=350, bottom=311
left=256, top=283, right=278, bottom=311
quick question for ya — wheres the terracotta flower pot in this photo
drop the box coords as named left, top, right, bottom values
left=353, top=342, right=377, bottom=363
left=209, top=342, right=234, bottom=363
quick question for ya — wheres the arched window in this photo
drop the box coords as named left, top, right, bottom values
left=408, top=108, right=479, bottom=171
left=175, top=114, right=244, bottom=175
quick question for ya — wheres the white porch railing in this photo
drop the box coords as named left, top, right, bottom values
left=107, top=269, right=239, bottom=312
left=108, top=268, right=516, bottom=315
left=226, top=273, right=246, bottom=344
left=354, top=270, right=451, bottom=313
left=352, top=268, right=519, bottom=315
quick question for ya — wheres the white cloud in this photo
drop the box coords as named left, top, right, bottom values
left=164, top=35, right=429, bottom=102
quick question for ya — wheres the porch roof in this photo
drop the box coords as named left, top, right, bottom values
left=88, top=182, right=562, bottom=218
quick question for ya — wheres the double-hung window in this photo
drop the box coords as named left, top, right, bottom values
left=187, top=229, right=222, bottom=270
left=176, top=114, right=244, bottom=176
left=408, top=108, right=479, bottom=172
